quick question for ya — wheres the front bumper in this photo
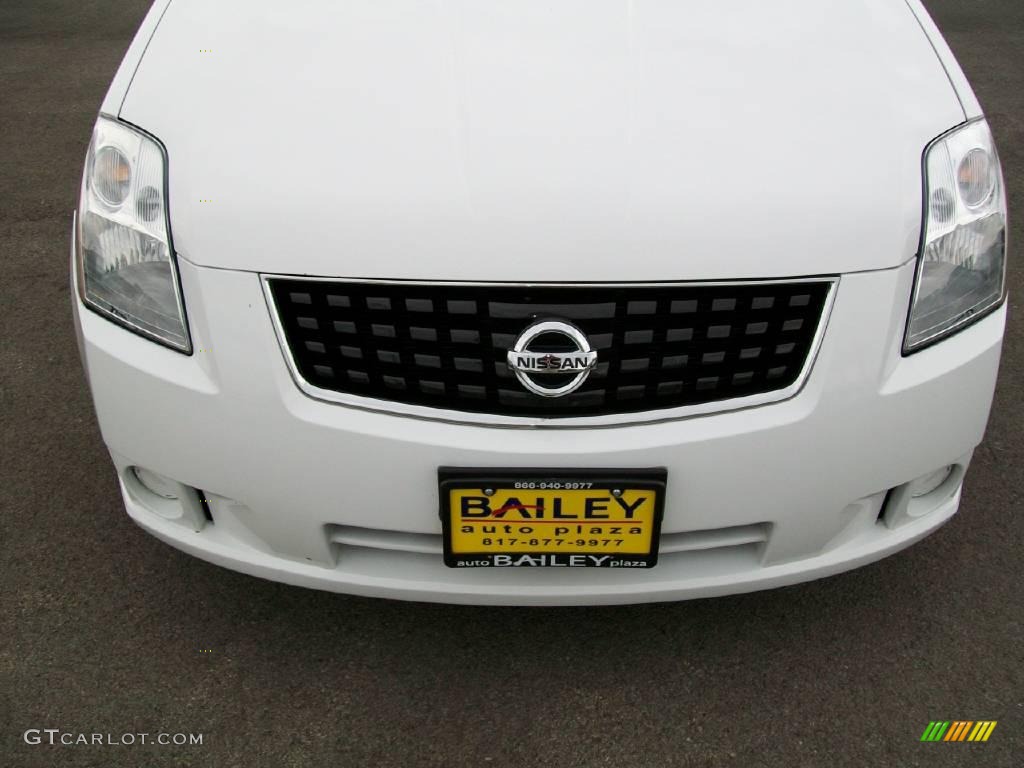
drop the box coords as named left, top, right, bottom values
left=72, top=249, right=1005, bottom=605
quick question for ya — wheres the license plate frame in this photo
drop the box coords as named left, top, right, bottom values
left=438, top=467, right=667, bottom=569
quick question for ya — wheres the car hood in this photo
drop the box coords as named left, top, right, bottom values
left=121, top=0, right=963, bottom=281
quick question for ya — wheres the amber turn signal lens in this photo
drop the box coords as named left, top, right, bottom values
left=956, top=147, right=995, bottom=208
left=93, top=145, right=132, bottom=206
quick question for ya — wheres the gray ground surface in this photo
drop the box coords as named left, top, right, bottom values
left=1, top=1, right=1021, bottom=766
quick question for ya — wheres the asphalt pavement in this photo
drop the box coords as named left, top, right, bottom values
left=1, top=1, right=1021, bottom=766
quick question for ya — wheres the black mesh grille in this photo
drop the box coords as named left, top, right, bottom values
left=267, top=279, right=832, bottom=418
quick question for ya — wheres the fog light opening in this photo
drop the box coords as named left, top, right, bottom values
left=124, top=467, right=208, bottom=532
left=133, top=467, right=181, bottom=500
left=880, top=462, right=967, bottom=530
left=909, top=466, right=954, bottom=499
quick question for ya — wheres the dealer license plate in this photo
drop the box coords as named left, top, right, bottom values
left=439, top=468, right=666, bottom=568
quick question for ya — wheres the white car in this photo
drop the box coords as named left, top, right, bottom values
left=72, top=0, right=1007, bottom=605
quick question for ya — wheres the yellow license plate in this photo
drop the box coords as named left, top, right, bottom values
left=439, top=469, right=666, bottom=568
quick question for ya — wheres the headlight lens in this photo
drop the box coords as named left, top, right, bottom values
left=905, top=119, right=1006, bottom=353
left=76, top=117, right=190, bottom=352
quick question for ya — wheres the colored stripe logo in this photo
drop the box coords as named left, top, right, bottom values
left=921, top=721, right=997, bottom=742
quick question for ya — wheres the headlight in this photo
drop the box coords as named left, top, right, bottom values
left=76, top=116, right=190, bottom=353
left=905, top=119, right=1006, bottom=353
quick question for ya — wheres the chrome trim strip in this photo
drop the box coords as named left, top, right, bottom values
left=260, top=275, right=840, bottom=429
